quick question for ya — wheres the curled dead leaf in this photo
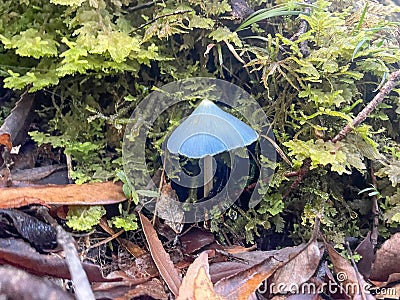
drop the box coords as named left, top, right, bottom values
left=370, top=232, right=400, bottom=283
left=177, top=251, right=225, bottom=300
left=270, top=241, right=323, bottom=294
left=139, top=213, right=182, bottom=297
left=326, top=243, right=375, bottom=299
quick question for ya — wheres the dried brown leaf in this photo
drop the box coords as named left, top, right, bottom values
left=370, top=232, right=400, bottom=283
left=326, top=243, right=375, bottom=299
left=209, top=261, right=250, bottom=283
left=270, top=241, right=323, bottom=294
left=194, top=267, right=226, bottom=300
left=0, top=265, right=73, bottom=300
left=214, top=244, right=308, bottom=300
left=0, top=238, right=121, bottom=282
left=177, top=251, right=225, bottom=300
left=119, top=278, right=168, bottom=300
left=139, top=213, right=182, bottom=296
left=355, top=232, right=375, bottom=279
left=93, top=273, right=167, bottom=300
left=231, top=249, right=281, bottom=265
left=0, top=181, right=126, bottom=208
left=156, top=183, right=184, bottom=234
left=180, top=227, right=215, bottom=255
left=214, top=219, right=322, bottom=300
left=224, top=40, right=246, bottom=64
left=92, top=257, right=160, bottom=297
left=223, top=244, right=257, bottom=255
left=370, top=272, right=400, bottom=288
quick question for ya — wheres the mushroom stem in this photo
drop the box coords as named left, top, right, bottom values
left=203, top=155, right=213, bottom=198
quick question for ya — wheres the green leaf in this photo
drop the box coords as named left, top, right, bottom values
left=355, top=2, right=369, bottom=31
left=258, top=193, right=284, bottom=216
left=189, top=14, right=215, bottom=29
left=236, top=5, right=305, bottom=31
left=352, top=38, right=369, bottom=61
left=187, top=0, right=231, bottom=16
left=356, top=58, right=389, bottom=76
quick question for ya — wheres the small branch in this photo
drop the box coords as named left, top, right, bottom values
left=283, top=159, right=311, bottom=199
left=345, top=241, right=367, bottom=300
left=261, top=134, right=292, bottom=167
left=332, top=69, right=400, bottom=143
left=284, top=170, right=301, bottom=178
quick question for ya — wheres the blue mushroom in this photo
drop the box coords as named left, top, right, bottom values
left=167, top=99, right=259, bottom=158
left=166, top=99, right=259, bottom=197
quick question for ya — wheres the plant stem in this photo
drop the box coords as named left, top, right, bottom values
left=332, top=69, right=400, bottom=143
left=204, top=155, right=213, bottom=198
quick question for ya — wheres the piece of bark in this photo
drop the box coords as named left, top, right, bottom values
left=180, top=227, right=215, bottom=254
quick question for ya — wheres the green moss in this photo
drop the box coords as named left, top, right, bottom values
left=1, top=0, right=400, bottom=244
left=66, top=206, right=106, bottom=231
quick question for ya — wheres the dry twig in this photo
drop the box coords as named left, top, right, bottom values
left=332, top=69, right=400, bottom=143
left=37, top=207, right=95, bottom=300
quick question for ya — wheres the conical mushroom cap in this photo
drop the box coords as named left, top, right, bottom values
left=167, top=100, right=258, bottom=158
